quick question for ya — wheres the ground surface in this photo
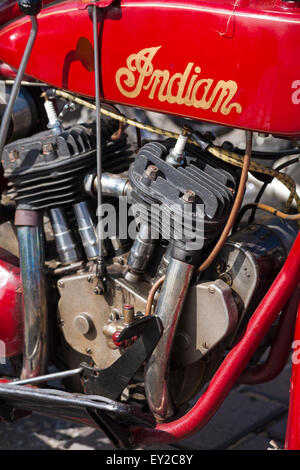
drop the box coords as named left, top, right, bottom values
left=0, top=362, right=292, bottom=450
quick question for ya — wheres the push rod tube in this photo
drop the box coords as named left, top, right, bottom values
left=134, top=230, right=300, bottom=446
left=15, top=210, right=48, bottom=379
left=144, top=257, right=195, bottom=420
left=49, top=207, right=80, bottom=264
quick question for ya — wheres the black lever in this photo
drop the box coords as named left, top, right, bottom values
left=81, top=315, right=163, bottom=401
left=0, top=1, right=42, bottom=158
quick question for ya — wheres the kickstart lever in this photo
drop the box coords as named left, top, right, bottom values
left=81, top=315, right=163, bottom=400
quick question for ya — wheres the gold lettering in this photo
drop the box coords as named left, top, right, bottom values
left=115, top=46, right=161, bottom=98
left=144, top=69, right=170, bottom=101
left=115, top=47, right=242, bottom=115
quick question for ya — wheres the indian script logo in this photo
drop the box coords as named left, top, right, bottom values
left=115, top=46, right=242, bottom=116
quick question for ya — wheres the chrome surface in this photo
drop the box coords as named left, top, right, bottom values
left=73, top=201, right=102, bottom=260
left=18, top=225, right=48, bottom=379
left=100, top=172, right=130, bottom=197
left=10, top=367, right=83, bottom=386
left=49, top=207, right=80, bottom=264
left=126, top=223, right=157, bottom=279
left=84, top=171, right=130, bottom=198
left=144, top=257, right=195, bottom=420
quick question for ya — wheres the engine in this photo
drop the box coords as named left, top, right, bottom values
left=1, top=114, right=298, bottom=421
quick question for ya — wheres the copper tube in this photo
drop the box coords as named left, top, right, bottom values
left=145, top=275, right=166, bottom=316
left=256, top=203, right=300, bottom=221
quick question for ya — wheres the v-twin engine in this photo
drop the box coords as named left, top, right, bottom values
left=1, top=120, right=297, bottom=422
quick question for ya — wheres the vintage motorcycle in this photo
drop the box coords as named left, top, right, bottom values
left=0, top=0, right=299, bottom=450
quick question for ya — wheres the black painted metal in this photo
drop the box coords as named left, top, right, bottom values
left=81, top=315, right=163, bottom=400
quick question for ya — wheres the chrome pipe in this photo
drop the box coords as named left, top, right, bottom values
left=17, top=224, right=48, bottom=379
left=125, top=223, right=157, bottom=281
left=10, top=367, right=83, bottom=386
left=99, top=173, right=131, bottom=197
left=84, top=171, right=131, bottom=198
left=49, top=207, right=80, bottom=264
left=73, top=200, right=106, bottom=260
left=144, top=257, right=195, bottom=420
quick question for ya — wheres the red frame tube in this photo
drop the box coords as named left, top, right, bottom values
left=285, top=302, right=300, bottom=449
left=133, top=231, right=300, bottom=446
left=239, top=285, right=300, bottom=385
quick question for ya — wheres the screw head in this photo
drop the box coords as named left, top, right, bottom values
left=208, top=285, right=216, bottom=294
left=144, top=165, right=158, bottom=179
left=42, top=142, right=54, bottom=155
left=8, top=150, right=19, bottom=162
left=93, top=286, right=102, bottom=295
left=182, top=190, right=195, bottom=203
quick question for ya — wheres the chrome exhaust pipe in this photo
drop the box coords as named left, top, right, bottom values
left=15, top=210, right=48, bottom=379
left=144, top=257, right=194, bottom=420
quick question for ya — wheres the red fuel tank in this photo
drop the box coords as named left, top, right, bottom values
left=0, top=0, right=300, bottom=137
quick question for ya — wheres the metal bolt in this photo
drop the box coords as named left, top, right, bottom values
left=208, top=285, right=215, bottom=294
left=118, top=257, right=125, bottom=266
left=58, top=281, right=64, bottom=288
left=93, top=286, right=102, bottom=295
left=182, top=190, right=195, bottom=203
left=86, top=347, right=93, bottom=354
left=219, top=272, right=232, bottom=286
left=182, top=125, right=192, bottom=137
left=42, top=142, right=54, bottom=155
left=203, top=342, right=209, bottom=349
left=144, top=165, right=158, bottom=180
left=8, top=150, right=19, bottom=162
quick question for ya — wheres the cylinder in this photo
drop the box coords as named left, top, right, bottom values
left=17, top=224, right=48, bottom=379
left=144, top=257, right=195, bottom=420
left=49, top=207, right=80, bottom=264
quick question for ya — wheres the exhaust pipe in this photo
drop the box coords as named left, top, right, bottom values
left=15, top=210, right=48, bottom=379
left=144, top=257, right=194, bottom=421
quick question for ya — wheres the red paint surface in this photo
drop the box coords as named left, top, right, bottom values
left=0, top=1, right=300, bottom=136
left=240, top=285, right=300, bottom=385
left=0, top=249, right=23, bottom=358
left=285, top=301, right=300, bottom=450
left=133, top=230, right=300, bottom=446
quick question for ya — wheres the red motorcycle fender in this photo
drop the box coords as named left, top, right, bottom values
left=0, top=248, right=23, bottom=359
